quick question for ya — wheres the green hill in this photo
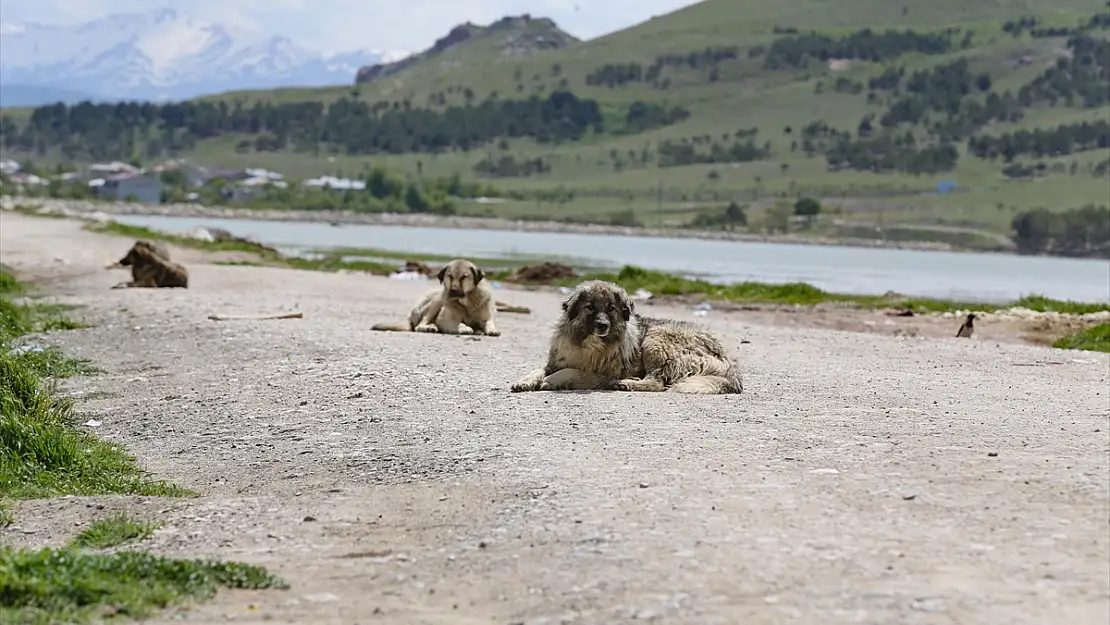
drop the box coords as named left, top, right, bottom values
left=2, top=0, right=1109, bottom=251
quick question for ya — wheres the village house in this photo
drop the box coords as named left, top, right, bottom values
left=302, top=175, right=366, bottom=191
left=203, top=167, right=289, bottom=202
left=93, top=172, right=165, bottom=204
left=149, top=160, right=208, bottom=188
left=87, top=161, right=140, bottom=176
left=0, top=158, right=20, bottom=175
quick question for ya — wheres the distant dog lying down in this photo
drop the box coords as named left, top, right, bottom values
left=372, top=258, right=500, bottom=335
left=511, top=279, right=743, bottom=394
left=108, top=240, right=189, bottom=289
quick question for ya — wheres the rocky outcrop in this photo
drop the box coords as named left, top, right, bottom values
left=354, top=15, right=579, bottom=85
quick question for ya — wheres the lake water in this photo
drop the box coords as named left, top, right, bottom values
left=114, top=214, right=1110, bottom=304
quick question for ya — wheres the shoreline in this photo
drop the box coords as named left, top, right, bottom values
left=2, top=195, right=968, bottom=254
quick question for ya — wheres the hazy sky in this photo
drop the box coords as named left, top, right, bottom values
left=0, top=0, right=700, bottom=55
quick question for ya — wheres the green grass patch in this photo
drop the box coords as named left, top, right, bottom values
left=0, top=264, right=287, bottom=624
left=1, top=267, right=192, bottom=504
left=1, top=273, right=97, bottom=379
left=85, top=221, right=405, bottom=275
left=0, top=546, right=287, bottom=624
left=1052, top=323, right=1110, bottom=353
left=69, top=515, right=161, bottom=550
left=555, top=265, right=1110, bottom=314
left=310, top=246, right=518, bottom=268
left=84, top=221, right=282, bottom=257
left=0, top=348, right=192, bottom=501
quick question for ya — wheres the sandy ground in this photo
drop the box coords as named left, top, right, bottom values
left=2, top=212, right=1109, bottom=625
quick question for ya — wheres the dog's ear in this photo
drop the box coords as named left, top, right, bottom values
left=616, top=291, right=634, bottom=321
left=562, top=290, right=583, bottom=318
left=471, top=265, right=485, bottom=284
left=436, top=265, right=448, bottom=284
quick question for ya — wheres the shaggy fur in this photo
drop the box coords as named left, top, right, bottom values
left=371, top=259, right=500, bottom=336
left=107, top=240, right=171, bottom=266
left=510, top=279, right=743, bottom=394
left=110, top=240, right=189, bottom=289
left=956, top=313, right=976, bottom=338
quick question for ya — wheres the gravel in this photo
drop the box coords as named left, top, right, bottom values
left=3, top=212, right=1108, bottom=625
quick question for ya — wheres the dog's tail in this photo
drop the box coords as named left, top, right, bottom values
left=667, top=374, right=743, bottom=395
left=370, top=321, right=412, bottom=332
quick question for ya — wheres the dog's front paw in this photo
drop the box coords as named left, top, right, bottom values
left=456, top=325, right=475, bottom=335
left=415, top=323, right=439, bottom=333
left=511, top=379, right=541, bottom=393
left=510, top=369, right=545, bottom=393
left=484, top=328, right=501, bottom=337
left=609, top=380, right=631, bottom=391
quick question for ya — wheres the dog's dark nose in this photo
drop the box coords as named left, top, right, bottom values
left=594, top=313, right=611, bottom=334
left=448, top=289, right=465, bottom=298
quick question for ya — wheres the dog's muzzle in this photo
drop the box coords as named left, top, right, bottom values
left=448, top=289, right=465, bottom=299
left=593, top=313, right=611, bottom=337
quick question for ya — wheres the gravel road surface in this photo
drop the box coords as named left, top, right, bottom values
left=2, top=212, right=1108, bottom=625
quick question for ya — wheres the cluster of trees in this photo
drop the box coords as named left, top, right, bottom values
left=686, top=201, right=748, bottom=230
left=584, top=45, right=740, bottom=88
left=867, top=66, right=905, bottom=91
left=1001, top=16, right=1040, bottom=36
left=1011, top=205, right=1110, bottom=258
left=825, top=26, right=1109, bottom=175
left=1002, top=12, right=1110, bottom=38
left=656, top=138, right=772, bottom=167
left=684, top=197, right=826, bottom=233
left=1019, top=35, right=1109, bottom=108
left=875, top=59, right=1012, bottom=138
left=620, top=101, right=691, bottom=134
left=0, top=91, right=690, bottom=161
left=757, top=28, right=959, bottom=70
left=967, top=120, right=1110, bottom=161
left=825, top=135, right=959, bottom=174
left=472, top=154, right=551, bottom=177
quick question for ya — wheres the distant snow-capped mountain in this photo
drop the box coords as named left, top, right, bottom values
left=0, top=8, right=397, bottom=105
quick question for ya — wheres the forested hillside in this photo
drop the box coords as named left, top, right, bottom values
left=1, top=0, right=1108, bottom=253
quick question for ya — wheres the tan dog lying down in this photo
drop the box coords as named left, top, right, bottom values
left=372, top=258, right=500, bottom=336
left=108, top=240, right=189, bottom=289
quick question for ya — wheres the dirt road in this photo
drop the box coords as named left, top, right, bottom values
left=3, top=212, right=1109, bottom=625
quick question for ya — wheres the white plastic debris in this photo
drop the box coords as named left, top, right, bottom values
left=84, top=419, right=102, bottom=428
left=7, top=344, right=45, bottom=356
left=388, top=271, right=429, bottom=281
left=558, top=287, right=572, bottom=295
left=632, top=288, right=653, bottom=300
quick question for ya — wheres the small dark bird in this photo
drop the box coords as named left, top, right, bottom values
left=956, top=313, right=976, bottom=338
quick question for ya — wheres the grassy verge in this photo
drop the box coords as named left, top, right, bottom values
left=2, top=267, right=188, bottom=500
left=85, top=221, right=290, bottom=257
left=1052, top=323, right=1110, bottom=353
left=85, top=221, right=401, bottom=275
left=83, top=219, right=1109, bottom=315
left=547, top=266, right=1110, bottom=315
left=2, top=269, right=288, bottom=622
left=0, top=547, right=287, bottom=624
left=69, top=515, right=161, bottom=549
left=1, top=269, right=285, bottom=621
